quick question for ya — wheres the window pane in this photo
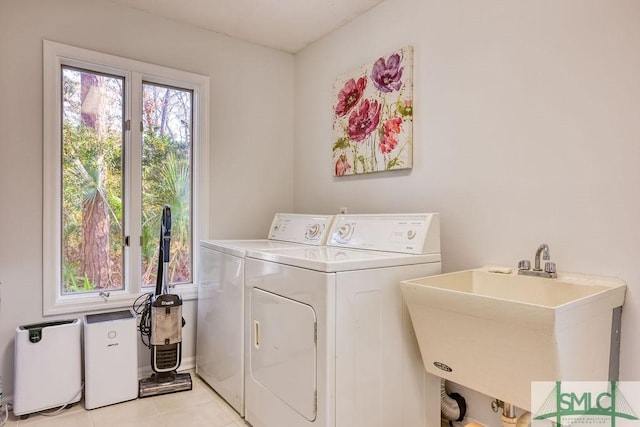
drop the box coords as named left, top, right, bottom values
left=141, top=83, right=193, bottom=287
left=61, top=67, right=124, bottom=294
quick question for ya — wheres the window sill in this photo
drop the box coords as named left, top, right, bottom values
left=44, top=284, right=198, bottom=317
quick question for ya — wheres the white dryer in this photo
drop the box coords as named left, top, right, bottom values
left=243, top=214, right=443, bottom=427
left=196, top=213, right=334, bottom=416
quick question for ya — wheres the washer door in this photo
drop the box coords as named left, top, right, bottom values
left=250, top=288, right=317, bottom=421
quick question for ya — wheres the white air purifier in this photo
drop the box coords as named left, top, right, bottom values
left=84, top=309, right=138, bottom=409
left=13, top=319, right=82, bottom=416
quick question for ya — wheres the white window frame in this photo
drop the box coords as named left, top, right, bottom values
left=43, top=40, right=209, bottom=316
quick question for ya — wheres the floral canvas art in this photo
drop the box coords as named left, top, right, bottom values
left=332, top=46, right=413, bottom=176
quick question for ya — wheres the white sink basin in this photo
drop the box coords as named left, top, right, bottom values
left=400, top=266, right=626, bottom=410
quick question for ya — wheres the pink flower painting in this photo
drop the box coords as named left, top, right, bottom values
left=334, top=154, right=352, bottom=177
left=332, top=46, right=413, bottom=176
left=347, top=99, right=381, bottom=142
left=335, top=77, right=367, bottom=117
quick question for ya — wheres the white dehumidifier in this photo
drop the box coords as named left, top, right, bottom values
left=13, top=319, right=82, bottom=417
left=84, top=309, right=139, bottom=409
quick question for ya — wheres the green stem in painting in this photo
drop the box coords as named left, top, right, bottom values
left=387, top=138, right=412, bottom=170
left=352, top=140, right=359, bottom=174
left=370, top=134, right=377, bottom=172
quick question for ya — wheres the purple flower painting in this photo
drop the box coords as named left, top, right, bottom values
left=332, top=46, right=413, bottom=176
left=372, top=53, right=404, bottom=93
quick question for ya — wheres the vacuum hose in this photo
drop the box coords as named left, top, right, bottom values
left=441, top=380, right=466, bottom=422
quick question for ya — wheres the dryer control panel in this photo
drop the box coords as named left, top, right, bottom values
left=268, top=213, right=334, bottom=245
left=328, top=213, right=440, bottom=254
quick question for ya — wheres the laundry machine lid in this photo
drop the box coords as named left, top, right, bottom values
left=246, top=246, right=441, bottom=272
left=200, top=239, right=304, bottom=257
left=246, top=213, right=441, bottom=272
left=199, top=213, right=335, bottom=257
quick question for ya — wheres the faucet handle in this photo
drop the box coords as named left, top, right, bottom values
left=544, top=261, right=556, bottom=274
left=518, top=260, right=531, bottom=271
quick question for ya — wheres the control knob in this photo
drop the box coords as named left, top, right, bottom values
left=305, top=224, right=321, bottom=239
left=336, top=223, right=354, bottom=243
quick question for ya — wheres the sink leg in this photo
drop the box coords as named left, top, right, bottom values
left=609, top=306, right=623, bottom=381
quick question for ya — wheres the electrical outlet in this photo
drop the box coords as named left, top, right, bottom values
left=339, top=207, right=348, bottom=214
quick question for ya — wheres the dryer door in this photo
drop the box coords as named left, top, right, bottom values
left=250, top=288, right=317, bottom=421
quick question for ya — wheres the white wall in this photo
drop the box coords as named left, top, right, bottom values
left=2, top=0, right=639, bottom=422
left=0, top=0, right=294, bottom=397
left=295, top=0, right=640, bottom=423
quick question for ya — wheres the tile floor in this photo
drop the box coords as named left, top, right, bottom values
left=3, top=370, right=247, bottom=427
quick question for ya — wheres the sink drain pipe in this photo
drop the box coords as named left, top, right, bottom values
left=501, top=402, right=517, bottom=427
left=492, top=400, right=531, bottom=427
left=441, top=380, right=466, bottom=422
left=504, top=408, right=533, bottom=427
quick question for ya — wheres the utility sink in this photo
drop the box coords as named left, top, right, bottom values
left=400, top=266, right=626, bottom=410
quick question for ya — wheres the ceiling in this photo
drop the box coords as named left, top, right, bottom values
left=107, top=0, right=386, bottom=53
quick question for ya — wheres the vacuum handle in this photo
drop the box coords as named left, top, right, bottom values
left=155, top=205, right=172, bottom=296
left=161, top=205, right=172, bottom=263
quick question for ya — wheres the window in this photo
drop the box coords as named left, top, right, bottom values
left=61, top=66, right=125, bottom=293
left=141, top=83, right=193, bottom=288
left=44, top=41, right=209, bottom=315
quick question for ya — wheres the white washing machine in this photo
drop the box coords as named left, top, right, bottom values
left=196, top=213, right=334, bottom=416
left=243, top=214, right=443, bottom=427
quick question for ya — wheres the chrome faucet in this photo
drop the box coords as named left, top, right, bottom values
left=518, top=243, right=557, bottom=278
left=534, top=243, right=549, bottom=271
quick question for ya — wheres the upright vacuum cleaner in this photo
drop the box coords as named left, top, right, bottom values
left=137, top=205, right=192, bottom=397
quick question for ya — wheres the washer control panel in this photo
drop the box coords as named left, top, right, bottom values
left=328, top=213, right=440, bottom=254
left=268, top=213, right=334, bottom=245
